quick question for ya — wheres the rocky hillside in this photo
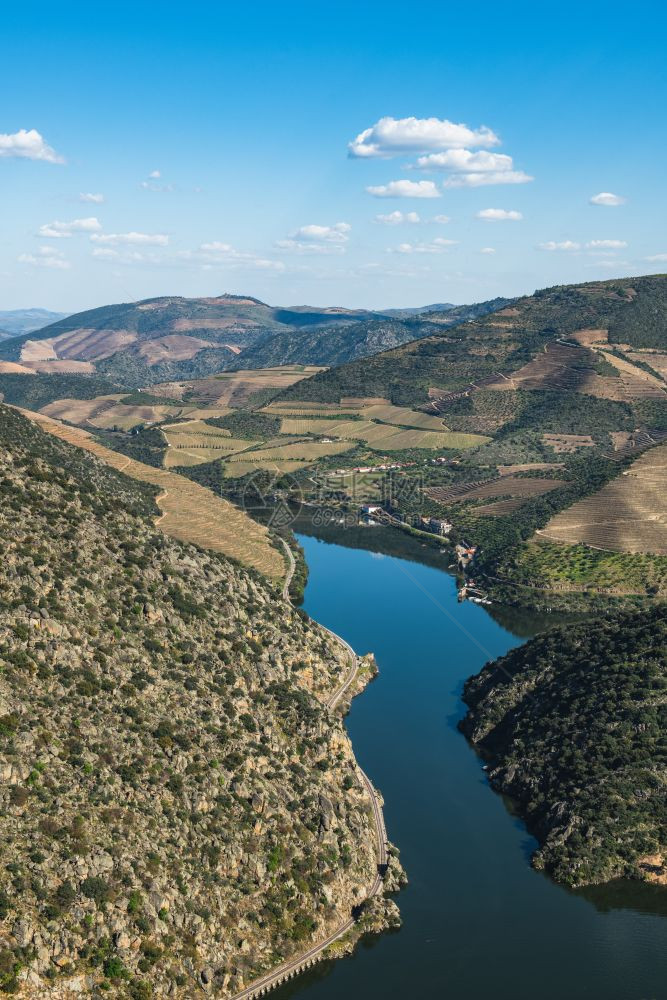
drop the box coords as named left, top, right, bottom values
left=0, top=405, right=397, bottom=997
left=460, top=606, right=667, bottom=887
left=238, top=299, right=509, bottom=370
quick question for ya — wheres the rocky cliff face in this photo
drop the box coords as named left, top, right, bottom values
left=0, top=406, right=388, bottom=996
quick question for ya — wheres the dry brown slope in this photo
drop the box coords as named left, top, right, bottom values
left=18, top=408, right=285, bottom=580
left=537, top=441, right=667, bottom=554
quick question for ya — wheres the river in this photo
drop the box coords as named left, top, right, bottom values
left=272, top=524, right=667, bottom=1000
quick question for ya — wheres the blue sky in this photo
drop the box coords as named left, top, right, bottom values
left=2, top=0, right=666, bottom=311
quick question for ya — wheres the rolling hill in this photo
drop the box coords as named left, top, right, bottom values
left=0, top=308, right=67, bottom=341
left=0, top=294, right=507, bottom=387
left=238, top=298, right=510, bottom=369
left=0, top=295, right=383, bottom=385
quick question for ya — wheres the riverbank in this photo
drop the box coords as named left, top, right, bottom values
left=229, top=540, right=406, bottom=1000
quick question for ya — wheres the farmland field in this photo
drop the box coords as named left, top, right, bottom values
left=543, top=433, right=596, bottom=453
left=40, top=394, right=228, bottom=430
left=226, top=440, right=353, bottom=464
left=222, top=460, right=310, bottom=478
left=278, top=416, right=487, bottom=450
left=537, top=441, right=667, bottom=553
left=425, top=476, right=567, bottom=505
left=150, top=365, right=325, bottom=408
left=162, top=419, right=232, bottom=441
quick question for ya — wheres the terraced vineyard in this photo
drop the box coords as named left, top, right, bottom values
left=226, top=440, right=353, bottom=464
left=537, top=441, right=667, bottom=553
left=40, top=393, right=232, bottom=430
left=279, top=416, right=487, bottom=451
left=150, top=366, right=326, bottom=409
left=424, top=475, right=568, bottom=518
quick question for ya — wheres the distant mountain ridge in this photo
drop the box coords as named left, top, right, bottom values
left=0, top=308, right=68, bottom=341
left=0, top=293, right=506, bottom=386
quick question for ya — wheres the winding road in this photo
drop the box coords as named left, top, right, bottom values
left=229, top=542, right=389, bottom=1000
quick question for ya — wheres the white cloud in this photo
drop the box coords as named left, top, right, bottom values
left=433, top=214, right=451, bottom=224
left=18, top=246, right=70, bottom=269
left=141, top=180, right=174, bottom=192
left=0, top=128, right=64, bottom=164
left=79, top=192, right=105, bottom=203
left=91, top=232, right=169, bottom=246
left=149, top=169, right=161, bottom=179
left=275, top=240, right=345, bottom=255
left=646, top=253, right=667, bottom=262
left=39, top=217, right=102, bottom=238
left=415, top=149, right=512, bottom=172
left=275, top=222, right=351, bottom=255
left=585, top=239, right=627, bottom=249
left=480, top=247, right=496, bottom=255
left=182, top=242, right=285, bottom=271
left=390, top=237, right=458, bottom=255
left=444, top=170, right=533, bottom=188
left=348, top=116, right=499, bottom=158
left=292, top=222, right=351, bottom=243
left=92, top=248, right=151, bottom=263
left=590, top=192, right=626, bottom=206
left=477, top=208, right=523, bottom=222
left=375, top=211, right=421, bottom=225
left=537, top=240, right=581, bottom=251
left=367, top=179, right=440, bottom=199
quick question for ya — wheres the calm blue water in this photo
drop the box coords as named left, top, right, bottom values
left=273, top=532, right=667, bottom=1000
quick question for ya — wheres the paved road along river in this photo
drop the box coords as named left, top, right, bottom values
left=270, top=527, right=667, bottom=1000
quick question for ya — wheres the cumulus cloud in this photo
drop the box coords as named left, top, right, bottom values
left=0, top=128, right=64, bottom=163
left=367, top=179, right=440, bottom=199
left=646, top=253, right=667, bottom=262
left=275, top=222, right=351, bottom=255
left=480, top=247, right=496, bottom=255
left=18, top=246, right=70, bottom=269
left=585, top=239, right=627, bottom=249
left=149, top=169, right=161, bottom=179
left=275, top=240, right=345, bottom=255
left=444, top=170, right=533, bottom=188
left=415, top=149, right=511, bottom=172
left=292, top=222, right=351, bottom=243
left=90, top=232, right=169, bottom=246
left=348, top=116, right=499, bottom=158
left=433, top=214, right=451, bottom=224
left=590, top=192, right=626, bottom=206
left=537, top=240, right=581, bottom=251
left=39, top=217, right=102, bottom=238
left=477, top=208, right=523, bottom=222
left=182, top=242, right=285, bottom=271
left=390, top=237, right=458, bottom=255
left=79, top=192, right=105, bottom=204
left=91, top=248, right=152, bottom=263
left=375, top=211, right=421, bottom=225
